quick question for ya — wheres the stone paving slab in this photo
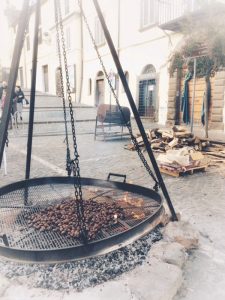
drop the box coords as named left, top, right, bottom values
left=126, top=259, right=182, bottom=300
left=1, top=114, right=225, bottom=300
left=148, top=241, right=187, bottom=268
left=62, top=281, right=134, bottom=300
left=2, top=284, right=63, bottom=300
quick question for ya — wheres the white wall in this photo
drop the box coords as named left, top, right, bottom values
left=81, top=0, right=183, bottom=124
left=15, top=0, right=184, bottom=124
left=18, top=0, right=82, bottom=102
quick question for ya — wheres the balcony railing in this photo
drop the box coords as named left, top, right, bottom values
left=157, top=0, right=201, bottom=25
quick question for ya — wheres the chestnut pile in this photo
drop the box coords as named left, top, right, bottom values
left=27, top=199, right=125, bottom=240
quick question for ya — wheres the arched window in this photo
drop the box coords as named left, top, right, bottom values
left=141, top=64, right=156, bottom=75
left=138, top=64, right=157, bottom=118
left=97, top=71, right=104, bottom=78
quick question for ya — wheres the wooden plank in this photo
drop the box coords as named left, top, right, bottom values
left=204, top=152, right=225, bottom=159
left=160, top=167, right=180, bottom=177
left=160, top=164, right=208, bottom=177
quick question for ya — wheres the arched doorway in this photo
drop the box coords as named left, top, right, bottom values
left=95, top=71, right=105, bottom=106
left=138, top=64, right=157, bottom=119
left=55, top=67, right=62, bottom=96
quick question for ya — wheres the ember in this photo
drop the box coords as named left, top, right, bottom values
left=27, top=199, right=125, bottom=240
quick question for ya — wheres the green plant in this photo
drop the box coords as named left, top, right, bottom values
left=169, top=3, right=225, bottom=77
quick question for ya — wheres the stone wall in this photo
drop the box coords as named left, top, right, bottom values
left=167, top=72, right=178, bottom=126
left=210, top=70, right=225, bottom=130
left=167, top=70, right=225, bottom=130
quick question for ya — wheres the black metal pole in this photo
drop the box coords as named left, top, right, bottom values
left=25, top=0, right=40, bottom=180
left=93, top=0, right=178, bottom=221
left=0, top=0, right=30, bottom=167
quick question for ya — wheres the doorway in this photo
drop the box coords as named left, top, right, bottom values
left=19, top=67, right=24, bottom=88
left=138, top=64, right=157, bottom=119
left=95, top=71, right=104, bottom=106
left=55, top=67, right=61, bottom=96
left=138, top=79, right=156, bottom=117
left=42, top=65, right=49, bottom=92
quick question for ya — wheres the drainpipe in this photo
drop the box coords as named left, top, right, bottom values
left=78, top=2, right=83, bottom=104
left=175, top=68, right=182, bottom=125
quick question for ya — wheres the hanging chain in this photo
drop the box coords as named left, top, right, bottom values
left=54, top=0, right=72, bottom=176
left=77, top=0, right=159, bottom=191
left=56, top=0, right=87, bottom=241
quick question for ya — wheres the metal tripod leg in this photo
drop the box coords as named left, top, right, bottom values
left=93, top=0, right=177, bottom=221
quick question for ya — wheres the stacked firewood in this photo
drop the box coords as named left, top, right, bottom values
left=125, top=126, right=210, bottom=152
left=125, top=126, right=225, bottom=175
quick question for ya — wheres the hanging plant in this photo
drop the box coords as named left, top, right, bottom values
left=169, top=8, right=225, bottom=77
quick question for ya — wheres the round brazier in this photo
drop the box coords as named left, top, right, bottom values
left=0, top=176, right=163, bottom=263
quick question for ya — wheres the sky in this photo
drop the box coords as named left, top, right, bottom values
left=0, top=0, right=24, bottom=67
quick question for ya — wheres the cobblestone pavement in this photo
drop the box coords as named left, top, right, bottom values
left=1, top=117, right=225, bottom=300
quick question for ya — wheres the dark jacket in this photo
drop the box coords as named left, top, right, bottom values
left=0, top=87, right=3, bottom=100
left=15, top=89, right=25, bottom=103
left=0, top=86, right=7, bottom=100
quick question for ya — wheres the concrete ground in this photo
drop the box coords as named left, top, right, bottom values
left=0, top=106, right=225, bottom=299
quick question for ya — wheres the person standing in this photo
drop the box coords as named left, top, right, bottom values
left=0, top=81, right=7, bottom=110
left=14, top=85, right=25, bottom=121
left=0, top=81, right=7, bottom=98
left=0, top=81, right=8, bottom=120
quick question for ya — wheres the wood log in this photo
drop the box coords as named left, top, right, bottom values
left=205, top=152, right=225, bottom=159
left=174, top=132, right=193, bottom=138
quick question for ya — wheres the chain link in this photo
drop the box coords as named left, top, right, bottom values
left=55, top=0, right=87, bottom=240
left=77, top=0, right=159, bottom=190
left=54, top=0, right=72, bottom=176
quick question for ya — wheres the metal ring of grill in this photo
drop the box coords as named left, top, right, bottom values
left=0, top=177, right=163, bottom=263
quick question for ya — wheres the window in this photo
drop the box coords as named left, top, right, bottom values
left=26, top=26, right=30, bottom=51
left=68, top=64, right=76, bottom=92
left=140, top=0, right=158, bottom=29
left=39, top=6, right=42, bottom=26
left=26, top=35, right=30, bottom=51
left=42, top=65, right=49, bottom=92
left=88, top=78, right=92, bottom=95
left=122, top=71, right=129, bottom=93
left=95, top=17, right=105, bottom=46
left=66, top=27, right=71, bottom=50
left=19, top=67, right=24, bottom=88
left=65, top=0, right=70, bottom=15
left=38, top=27, right=42, bottom=44
left=142, top=64, right=156, bottom=75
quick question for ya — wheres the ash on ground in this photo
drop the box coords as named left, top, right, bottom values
left=0, top=228, right=162, bottom=291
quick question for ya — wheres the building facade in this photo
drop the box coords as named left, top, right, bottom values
left=16, top=0, right=82, bottom=103
left=81, top=0, right=196, bottom=124
left=8, top=0, right=225, bottom=128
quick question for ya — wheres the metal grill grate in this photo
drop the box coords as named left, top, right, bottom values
left=0, top=177, right=163, bottom=261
